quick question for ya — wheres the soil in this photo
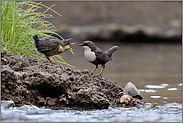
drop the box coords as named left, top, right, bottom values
left=1, top=51, right=143, bottom=110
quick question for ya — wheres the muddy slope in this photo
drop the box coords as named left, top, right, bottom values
left=1, top=51, right=143, bottom=109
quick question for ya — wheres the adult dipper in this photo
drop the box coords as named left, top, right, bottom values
left=79, top=41, right=118, bottom=76
left=33, top=35, right=74, bottom=64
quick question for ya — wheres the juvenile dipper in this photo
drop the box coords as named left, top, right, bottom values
left=33, top=35, right=74, bottom=64
left=79, top=41, right=118, bottom=76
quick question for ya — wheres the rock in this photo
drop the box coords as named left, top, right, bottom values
left=120, top=95, right=132, bottom=104
left=124, top=82, right=143, bottom=100
left=1, top=100, right=15, bottom=108
left=117, top=82, right=144, bottom=106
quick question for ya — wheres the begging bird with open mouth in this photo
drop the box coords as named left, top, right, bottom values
left=33, top=35, right=75, bottom=64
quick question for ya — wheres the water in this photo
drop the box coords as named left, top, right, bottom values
left=1, top=103, right=182, bottom=122
left=1, top=42, right=182, bottom=122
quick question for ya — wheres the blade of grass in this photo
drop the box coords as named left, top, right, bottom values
left=1, top=1, right=75, bottom=67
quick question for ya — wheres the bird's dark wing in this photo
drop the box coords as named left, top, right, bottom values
left=95, top=46, right=118, bottom=61
left=37, top=36, right=60, bottom=52
left=94, top=48, right=109, bottom=62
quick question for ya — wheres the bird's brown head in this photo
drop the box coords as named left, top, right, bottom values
left=79, top=41, right=97, bottom=52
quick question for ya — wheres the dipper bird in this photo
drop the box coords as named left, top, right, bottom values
left=79, top=41, right=118, bottom=76
left=33, top=35, right=74, bottom=64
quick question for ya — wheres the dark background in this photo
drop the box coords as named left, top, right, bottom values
left=38, top=1, right=182, bottom=43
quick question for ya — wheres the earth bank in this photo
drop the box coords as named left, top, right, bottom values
left=1, top=51, right=143, bottom=110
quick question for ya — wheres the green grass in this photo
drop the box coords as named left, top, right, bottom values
left=1, top=1, right=75, bottom=67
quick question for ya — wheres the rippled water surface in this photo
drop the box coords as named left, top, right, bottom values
left=1, top=42, right=182, bottom=122
left=1, top=103, right=182, bottom=122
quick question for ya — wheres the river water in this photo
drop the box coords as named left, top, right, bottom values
left=1, top=42, right=182, bottom=122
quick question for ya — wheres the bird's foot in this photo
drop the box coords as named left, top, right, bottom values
left=89, top=72, right=97, bottom=78
left=49, top=60, right=59, bottom=65
left=49, top=60, right=57, bottom=65
left=51, top=62, right=58, bottom=65
left=89, top=72, right=94, bottom=75
left=89, top=72, right=103, bottom=77
left=97, top=74, right=102, bottom=77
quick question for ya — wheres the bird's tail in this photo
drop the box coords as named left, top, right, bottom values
left=106, top=46, right=119, bottom=58
left=32, top=35, right=39, bottom=44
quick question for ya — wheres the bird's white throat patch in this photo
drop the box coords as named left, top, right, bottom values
left=82, top=46, right=96, bottom=62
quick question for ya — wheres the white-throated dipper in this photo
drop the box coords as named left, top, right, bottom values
left=33, top=35, right=74, bottom=64
left=79, top=41, right=118, bottom=76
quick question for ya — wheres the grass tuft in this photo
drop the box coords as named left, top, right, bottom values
left=1, top=1, right=74, bottom=67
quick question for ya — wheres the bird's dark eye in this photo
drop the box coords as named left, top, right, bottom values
left=64, top=41, right=69, bottom=45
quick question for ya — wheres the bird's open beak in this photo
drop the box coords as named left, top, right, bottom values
left=78, top=44, right=83, bottom=46
left=69, top=43, right=75, bottom=50
left=69, top=43, right=75, bottom=46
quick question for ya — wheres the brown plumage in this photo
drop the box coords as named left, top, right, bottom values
left=33, top=35, right=74, bottom=64
left=79, top=41, right=118, bottom=76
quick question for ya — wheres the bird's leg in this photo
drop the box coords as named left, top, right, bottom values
left=98, top=64, right=105, bottom=76
left=90, top=65, right=98, bottom=75
left=46, top=56, right=56, bottom=64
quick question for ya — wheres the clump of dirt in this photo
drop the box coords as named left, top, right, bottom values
left=1, top=51, right=143, bottom=110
